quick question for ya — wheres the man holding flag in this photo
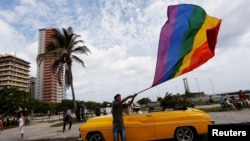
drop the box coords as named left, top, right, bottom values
left=112, top=93, right=137, bottom=141
left=111, top=3, right=221, bottom=141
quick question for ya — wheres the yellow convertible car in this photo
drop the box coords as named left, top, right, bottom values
left=79, top=107, right=214, bottom=141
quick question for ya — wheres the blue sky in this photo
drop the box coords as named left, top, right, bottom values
left=1, top=0, right=250, bottom=102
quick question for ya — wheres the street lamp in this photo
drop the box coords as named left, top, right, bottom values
left=210, top=79, right=215, bottom=95
left=194, top=78, right=201, bottom=100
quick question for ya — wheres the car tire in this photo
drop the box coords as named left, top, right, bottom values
left=175, top=126, right=194, bottom=141
left=88, top=133, right=105, bottom=141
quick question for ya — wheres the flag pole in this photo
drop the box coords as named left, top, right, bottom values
left=136, top=86, right=154, bottom=95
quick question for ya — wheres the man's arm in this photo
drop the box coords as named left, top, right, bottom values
left=116, top=93, right=138, bottom=106
left=127, top=93, right=137, bottom=106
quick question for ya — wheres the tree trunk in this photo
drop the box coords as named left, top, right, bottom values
left=70, top=82, right=78, bottom=119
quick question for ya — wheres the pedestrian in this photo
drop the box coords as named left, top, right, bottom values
left=47, top=110, right=51, bottom=118
left=132, top=103, right=143, bottom=114
left=18, top=112, right=25, bottom=140
left=76, top=108, right=81, bottom=121
left=238, top=90, right=249, bottom=108
left=63, top=114, right=72, bottom=132
left=80, top=108, right=85, bottom=121
left=0, top=117, right=4, bottom=134
left=112, top=93, right=137, bottom=141
left=105, top=104, right=112, bottom=115
left=95, top=106, right=101, bottom=116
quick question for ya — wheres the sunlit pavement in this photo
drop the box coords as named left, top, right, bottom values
left=0, top=115, right=83, bottom=141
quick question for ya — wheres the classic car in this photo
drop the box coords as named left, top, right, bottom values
left=79, top=107, right=214, bottom=141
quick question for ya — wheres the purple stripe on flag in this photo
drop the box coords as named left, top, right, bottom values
left=163, top=5, right=194, bottom=80
left=152, top=5, right=178, bottom=86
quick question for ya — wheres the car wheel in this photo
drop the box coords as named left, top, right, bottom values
left=175, top=127, right=194, bottom=141
left=88, top=133, right=105, bottom=141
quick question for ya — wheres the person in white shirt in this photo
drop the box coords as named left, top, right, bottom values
left=105, top=104, right=112, bottom=115
left=18, top=112, right=25, bottom=140
left=133, top=103, right=143, bottom=114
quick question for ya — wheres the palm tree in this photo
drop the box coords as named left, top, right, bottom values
left=37, top=27, right=91, bottom=117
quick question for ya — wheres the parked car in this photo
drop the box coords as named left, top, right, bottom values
left=79, top=107, right=214, bottom=141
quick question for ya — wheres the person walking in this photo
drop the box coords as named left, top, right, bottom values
left=112, top=93, right=137, bottom=141
left=63, top=114, right=72, bottom=132
left=18, top=112, right=25, bottom=140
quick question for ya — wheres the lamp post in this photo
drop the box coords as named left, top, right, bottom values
left=194, top=78, right=201, bottom=100
left=210, top=79, right=215, bottom=95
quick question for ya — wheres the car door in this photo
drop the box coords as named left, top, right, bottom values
left=124, top=113, right=155, bottom=140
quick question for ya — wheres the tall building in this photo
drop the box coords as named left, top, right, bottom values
left=0, top=53, right=30, bottom=91
left=35, top=28, right=64, bottom=103
left=28, top=77, right=36, bottom=98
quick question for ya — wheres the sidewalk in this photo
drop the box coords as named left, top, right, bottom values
left=208, top=108, right=250, bottom=124
left=1, top=108, right=250, bottom=141
left=196, top=104, right=250, bottom=124
left=0, top=115, right=83, bottom=141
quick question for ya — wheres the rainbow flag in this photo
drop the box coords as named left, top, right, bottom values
left=152, top=4, right=222, bottom=87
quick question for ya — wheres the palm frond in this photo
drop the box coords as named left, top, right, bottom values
left=36, top=51, right=57, bottom=66
left=71, top=39, right=84, bottom=47
left=72, top=55, right=85, bottom=67
left=72, top=46, right=91, bottom=54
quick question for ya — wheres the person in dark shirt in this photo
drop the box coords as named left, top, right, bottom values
left=95, top=106, right=101, bottom=116
left=63, top=114, right=72, bottom=132
left=112, top=93, right=137, bottom=141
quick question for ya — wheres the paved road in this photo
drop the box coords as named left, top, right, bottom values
left=1, top=107, right=250, bottom=141
left=0, top=115, right=82, bottom=141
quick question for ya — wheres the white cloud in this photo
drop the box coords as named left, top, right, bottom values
left=1, top=0, right=250, bottom=103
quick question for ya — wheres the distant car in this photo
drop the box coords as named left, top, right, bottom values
left=79, top=107, right=214, bottom=141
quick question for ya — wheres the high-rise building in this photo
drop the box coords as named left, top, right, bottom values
left=35, top=28, right=64, bottom=103
left=28, top=77, right=36, bottom=98
left=0, top=53, right=30, bottom=91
